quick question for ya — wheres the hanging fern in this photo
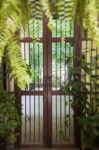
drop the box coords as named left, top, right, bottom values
left=31, top=0, right=43, bottom=19
left=56, top=0, right=75, bottom=21
left=0, top=0, right=32, bottom=89
left=56, top=0, right=99, bottom=44
left=40, top=0, right=55, bottom=31
left=18, top=0, right=32, bottom=32
left=83, top=0, right=99, bottom=43
left=7, top=39, right=31, bottom=89
left=0, top=0, right=20, bottom=59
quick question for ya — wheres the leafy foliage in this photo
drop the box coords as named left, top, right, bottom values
left=28, top=0, right=99, bottom=44
left=0, top=0, right=32, bottom=89
left=7, top=39, right=31, bottom=89
left=79, top=115, right=99, bottom=149
left=0, top=90, right=20, bottom=142
left=40, top=0, right=55, bottom=31
left=18, top=0, right=32, bottom=31
left=56, top=0, right=99, bottom=45
left=62, top=54, right=99, bottom=148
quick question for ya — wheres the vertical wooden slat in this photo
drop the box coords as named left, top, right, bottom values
left=55, top=20, right=58, bottom=142
left=34, top=95, right=35, bottom=142
left=33, top=19, right=36, bottom=142
left=60, top=20, right=62, bottom=142
left=64, top=20, right=67, bottom=138
left=73, top=20, right=82, bottom=148
left=38, top=29, right=40, bottom=141
left=38, top=22, right=40, bottom=90
left=38, top=96, right=40, bottom=142
left=43, top=15, right=48, bottom=147
left=29, top=96, right=31, bottom=142
left=25, top=95, right=27, bottom=142
left=15, top=86, right=21, bottom=148
left=56, top=20, right=58, bottom=90
left=47, top=15, right=52, bottom=148
left=69, top=22, right=72, bottom=139
left=55, top=44, right=58, bottom=142
left=28, top=22, right=32, bottom=142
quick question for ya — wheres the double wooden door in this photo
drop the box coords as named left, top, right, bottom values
left=20, top=17, right=77, bottom=148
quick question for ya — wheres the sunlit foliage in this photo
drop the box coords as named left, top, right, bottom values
left=56, top=0, right=99, bottom=44
left=0, top=0, right=32, bottom=89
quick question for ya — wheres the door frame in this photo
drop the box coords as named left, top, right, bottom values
left=15, top=16, right=82, bottom=149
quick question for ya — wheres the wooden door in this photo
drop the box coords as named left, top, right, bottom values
left=19, top=17, right=79, bottom=148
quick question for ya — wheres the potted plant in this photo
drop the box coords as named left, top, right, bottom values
left=0, top=90, right=21, bottom=150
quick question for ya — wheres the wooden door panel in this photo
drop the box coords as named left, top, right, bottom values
left=20, top=17, right=77, bottom=148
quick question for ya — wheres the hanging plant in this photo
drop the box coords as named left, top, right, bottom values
left=56, top=0, right=99, bottom=45
left=0, top=0, right=32, bottom=89
left=40, top=0, right=55, bottom=31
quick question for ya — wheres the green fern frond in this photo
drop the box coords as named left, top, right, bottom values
left=0, top=0, right=32, bottom=89
left=56, top=0, right=99, bottom=45
left=7, top=39, right=31, bottom=89
left=96, top=0, right=99, bottom=11
left=32, top=0, right=43, bottom=19
left=18, top=0, right=32, bottom=31
left=56, top=0, right=75, bottom=20
left=40, top=0, right=55, bottom=31
left=82, top=0, right=99, bottom=44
